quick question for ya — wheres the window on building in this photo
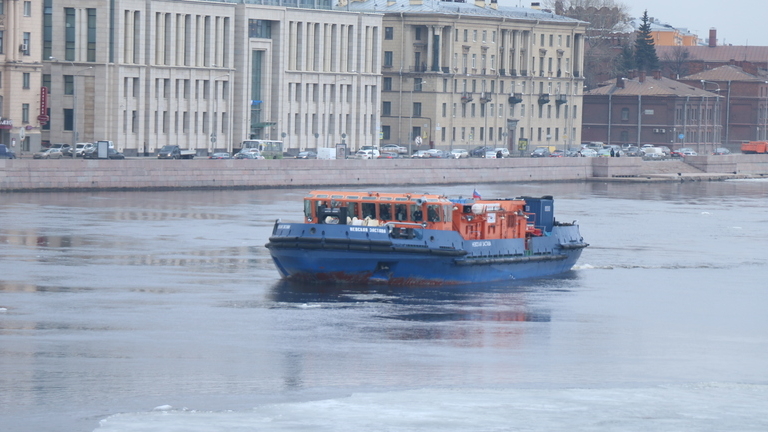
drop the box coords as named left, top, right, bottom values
left=23, top=1, right=31, bottom=16
left=87, top=8, right=96, bottom=62
left=621, top=107, right=629, bottom=121
left=413, top=102, right=421, bottom=117
left=384, top=51, right=393, bottom=67
left=383, top=77, right=392, bottom=91
left=63, top=108, right=74, bottom=130
left=382, top=125, right=390, bottom=140
left=65, top=8, right=75, bottom=60
left=0, top=30, right=4, bottom=54
left=415, top=27, right=422, bottom=41
left=382, top=101, right=391, bottom=116
left=22, top=73, right=30, bottom=89
left=64, top=75, right=74, bottom=94
left=22, top=104, right=29, bottom=123
left=248, top=20, right=272, bottom=38
left=384, top=27, right=393, bottom=40
left=22, top=32, right=30, bottom=55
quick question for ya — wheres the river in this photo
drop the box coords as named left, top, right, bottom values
left=1, top=180, right=767, bottom=431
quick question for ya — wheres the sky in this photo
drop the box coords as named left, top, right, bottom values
left=499, top=0, right=768, bottom=47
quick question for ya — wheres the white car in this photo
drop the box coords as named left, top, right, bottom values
left=450, top=149, right=469, bottom=159
left=579, top=148, right=598, bottom=157
left=411, top=150, right=429, bottom=158
left=352, top=149, right=379, bottom=159
left=75, top=143, right=93, bottom=157
left=381, top=144, right=407, bottom=154
left=493, top=148, right=510, bottom=158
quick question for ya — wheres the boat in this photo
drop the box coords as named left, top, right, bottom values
left=265, top=190, right=588, bottom=285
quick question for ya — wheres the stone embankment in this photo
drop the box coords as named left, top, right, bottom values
left=1, top=155, right=766, bottom=192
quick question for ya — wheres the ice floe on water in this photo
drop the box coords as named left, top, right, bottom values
left=96, top=384, right=768, bottom=432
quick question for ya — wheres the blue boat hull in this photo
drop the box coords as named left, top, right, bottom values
left=266, top=222, right=587, bottom=285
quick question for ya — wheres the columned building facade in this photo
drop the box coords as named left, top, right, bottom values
left=350, top=0, right=586, bottom=155
left=42, top=0, right=382, bottom=156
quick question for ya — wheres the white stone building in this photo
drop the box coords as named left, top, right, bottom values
left=42, top=0, right=382, bottom=156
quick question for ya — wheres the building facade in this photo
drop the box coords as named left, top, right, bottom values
left=582, top=70, right=722, bottom=153
left=350, top=0, right=586, bottom=155
left=680, top=65, right=768, bottom=145
left=0, top=0, right=44, bottom=154
left=42, top=0, right=382, bottom=156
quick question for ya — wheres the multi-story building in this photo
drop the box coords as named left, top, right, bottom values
left=680, top=65, right=768, bottom=145
left=348, top=0, right=586, bottom=155
left=0, top=0, right=43, bottom=153
left=582, top=70, right=722, bottom=154
left=42, top=0, right=382, bottom=156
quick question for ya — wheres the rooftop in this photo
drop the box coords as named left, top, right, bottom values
left=681, top=65, right=767, bottom=82
left=587, top=74, right=719, bottom=97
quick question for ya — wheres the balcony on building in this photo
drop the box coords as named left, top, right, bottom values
left=508, top=93, right=523, bottom=105
left=555, top=94, right=567, bottom=105
left=538, top=93, right=550, bottom=104
left=461, top=92, right=473, bottom=103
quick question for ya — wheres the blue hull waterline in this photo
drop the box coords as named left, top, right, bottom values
left=266, top=191, right=588, bottom=285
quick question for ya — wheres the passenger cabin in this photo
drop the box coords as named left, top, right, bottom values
left=304, top=191, right=543, bottom=241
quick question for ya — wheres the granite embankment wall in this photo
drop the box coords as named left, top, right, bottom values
left=1, top=155, right=767, bottom=192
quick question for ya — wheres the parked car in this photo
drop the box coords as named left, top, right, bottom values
left=209, top=152, right=232, bottom=159
left=596, top=149, right=613, bottom=157
left=549, top=150, right=565, bottom=157
left=295, top=151, right=317, bottom=159
left=672, top=147, right=697, bottom=157
left=641, top=147, right=667, bottom=160
left=657, top=146, right=672, bottom=156
left=380, top=144, right=407, bottom=154
left=579, top=148, right=598, bottom=157
left=625, top=146, right=642, bottom=157
left=424, top=149, right=448, bottom=158
left=234, top=152, right=262, bottom=159
left=450, top=149, right=469, bottom=159
left=712, top=147, right=731, bottom=155
left=493, top=148, right=510, bottom=158
left=564, top=148, right=581, bottom=157
left=0, top=144, right=16, bottom=159
left=530, top=147, right=551, bottom=157
left=377, top=152, right=401, bottom=159
left=470, top=146, right=494, bottom=157
left=33, top=148, right=64, bottom=159
left=352, top=149, right=379, bottom=159
left=411, top=150, right=430, bottom=158
left=74, top=143, right=92, bottom=157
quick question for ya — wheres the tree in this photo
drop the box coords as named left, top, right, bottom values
left=634, top=10, right=659, bottom=72
left=544, top=0, right=633, bottom=88
left=660, top=45, right=691, bottom=79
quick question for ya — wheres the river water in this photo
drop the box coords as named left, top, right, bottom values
left=1, top=180, right=767, bottom=432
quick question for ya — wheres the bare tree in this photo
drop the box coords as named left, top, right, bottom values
left=660, top=45, right=691, bottom=79
left=544, top=0, right=633, bottom=88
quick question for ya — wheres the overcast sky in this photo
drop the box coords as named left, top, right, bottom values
left=499, top=0, right=768, bottom=47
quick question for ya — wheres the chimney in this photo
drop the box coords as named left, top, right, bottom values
left=709, top=28, right=717, bottom=47
left=639, top=70, right=646, bottom=83
left=475, top=0, right=486, bottom=8
left=616, top=77, right=625, bottom=89
left=531, top=2, right=541, bottom=9
left=652, top=69, right=662, bottom=80
left=628, top=69, right=636, bottom=79
left=490, top=0, right=498, bottom=10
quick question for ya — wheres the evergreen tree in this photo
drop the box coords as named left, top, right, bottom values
left=616, top=44, right=635, bottom=76
left=634, top=10, right=659, bottom=72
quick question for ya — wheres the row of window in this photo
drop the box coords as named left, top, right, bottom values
left=379, top=124, right=577, bottom=144
left=121, top=78, right=230, bottom=101
left=286, top=112, right=377, bottom=138
left=0, top=30, right=32, bottom=56
left=0, top=1, right=33, bottom=16
left=381, top=101, right=578, bottom=120
left=383, top=26, right=572, bottom=49
left=382, top=77, right=579, bottom=96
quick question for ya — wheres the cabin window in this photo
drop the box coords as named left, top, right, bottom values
left=395, top=204, right=408, bottom=221
left=304, top=200, right=312, bottom=220
left=427, top=205, right=441, bottom=222
left=410, top=204, right=423, bottom=222
left=443, top=205, right=453, bottom=222
left=362, top=203, right=376, bottom=219
left=379, top=203, right=392, bottom=221
left=347, top=202, right=359, bottom=219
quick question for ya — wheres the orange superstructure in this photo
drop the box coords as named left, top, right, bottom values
left=741, top=141, right=768, bottom=154
left=304, top=191, right=535, bottom=241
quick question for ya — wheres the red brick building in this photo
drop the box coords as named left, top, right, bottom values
left=582, top=70, right=722, bottom=153
left=679, top=65, right=768, bottom=145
